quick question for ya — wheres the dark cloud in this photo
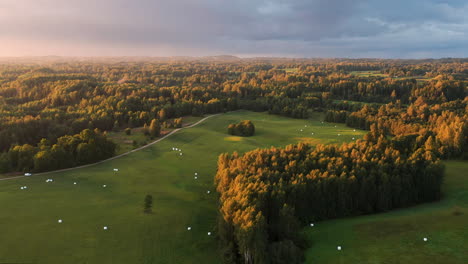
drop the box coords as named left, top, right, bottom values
left=0, top=0, right=466, bottom=57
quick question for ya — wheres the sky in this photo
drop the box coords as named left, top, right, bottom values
left=0, top=0, right=467, bottom=58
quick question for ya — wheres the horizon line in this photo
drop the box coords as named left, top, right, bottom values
left=0, top=55, right=466, bottom=60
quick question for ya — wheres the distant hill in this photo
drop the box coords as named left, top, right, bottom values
left=201, top=55, right=241, bottom=61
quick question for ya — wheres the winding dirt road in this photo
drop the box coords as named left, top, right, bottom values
left=0, top=113, right=221, bottom=181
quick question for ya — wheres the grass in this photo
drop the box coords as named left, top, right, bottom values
left=332, top=99, right=385, bottom=106
left=349, top=71, right=388, bottom=78
left=349, top=71, right=433, bottom=83
left=224, top=136, right=244, bottom=142
left=0, top=110, right=365, bottom=264
left=107, top=116, right=205, bottom=155
left=394, top=76, right=433, bottom=84
left=304, top=160, right=468, bottom=264
left=107, top=127, right=150, bottom=154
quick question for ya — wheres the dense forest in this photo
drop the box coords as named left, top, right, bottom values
left=0, top=129, right=116, bottom=173
left=210, top=59, right=465, bottom=263
left=0, top=57, right=466, bottom=262
left=0, top=57, right=465, bottom=170
left=215, top=136, right=444, bottom=263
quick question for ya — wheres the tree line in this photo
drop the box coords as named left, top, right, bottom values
left=0, top=129, right=116, bottom=173
left=0, top=58, right=465, bottom=174
left=215, top=136, right=444, bottom=264
left=325, top=98, right=468, bottom=158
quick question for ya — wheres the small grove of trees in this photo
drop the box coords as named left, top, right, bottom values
left=227, top=120, right=255, bottom=137
left=215, top=136, right=444, bottom=264
left=0, top=129, right=116, bottom=173
left=163, top=117, right=183, bottom=129
left=142, top=117, right=181, bottom=138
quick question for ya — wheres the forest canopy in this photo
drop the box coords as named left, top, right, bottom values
left=0, top=59, right=465, bottom=171
left=215, top=137, right=444, bottom=264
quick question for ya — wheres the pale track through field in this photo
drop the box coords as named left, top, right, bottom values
left=0, top=113, right=221, bottom=181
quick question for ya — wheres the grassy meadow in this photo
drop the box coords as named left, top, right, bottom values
left=304, top=160, right=468, bottom=264
left=0, top=111, right=364, bottom=264
left=349, top=71, right=389, bottom=78
left=107, top=116, right=204, bottom=155
left=349, top=70, right=433, bottom=83
left=0, top=110, right=464, bottom=263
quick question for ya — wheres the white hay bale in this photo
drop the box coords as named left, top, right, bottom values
left=187, top=227, right=191, bottom=231
left=208, top=232, right=212, bottom=236
left=58, top=219, right=63, bottom=223
left=423, top=237, right=428, bottom=242
left=103, top=226, right=108, bottom=230
left=337, top=246, right=342, bottom=251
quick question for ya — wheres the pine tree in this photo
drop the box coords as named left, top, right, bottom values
left=144, top=194, right=153, bottom=214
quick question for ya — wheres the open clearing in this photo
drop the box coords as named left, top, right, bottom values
left=1, top=110, right=464, bottom=264
left=0, top=111, right=364, bottom=264
left=107, top=116, right=205, bottom=155
left=349, top=71, right=433, bottom=83
left=349, top=71, right=389, bottom=78
left=304, top=160, right=468, bottom=264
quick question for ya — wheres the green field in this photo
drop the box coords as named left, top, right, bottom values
left=0, top=111, right=365, bottom=264
left=332, top=99, right=386, bottom=106
left=304, top=160, right=468, bottom=264
left=349, top=71, right=433, bottom=83
left=108, top=116, right=204, bottom=155
left=284, top=68, right=299, bottom=73
left=349, top=71, right=388, bottom=78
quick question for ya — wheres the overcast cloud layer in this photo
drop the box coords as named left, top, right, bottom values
left=0, top=0, right=467, bottom=58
